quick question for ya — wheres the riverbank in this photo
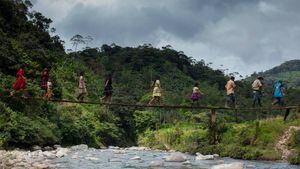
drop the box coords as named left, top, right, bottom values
left=137, top=116, right=300, bottom=164
left=1, top=144, right=298, bottom=169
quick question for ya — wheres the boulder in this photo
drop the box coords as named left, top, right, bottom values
left=108, top=146, right=120, bottom=150
left=32, top=145, right=42, bottom=151
left=42, top=151, right=56, bottom=159
left=195, top=153, right=214, bottom=160
left=53, top=145, right=61, bottom=149
left=165, top=153, right=187, bottom=162
left=70, top=144, right=88, bottom=151
left=130, top=156, right=141, bottom=160
left=182, top=160, right=191, bottom=165
left=149, top=160, right=163, bottom=167
left=55, top=148, right=69, bottom=158
left=43, top=146, right=53, bottom=151
left=211, top=162, right=244, bottom=169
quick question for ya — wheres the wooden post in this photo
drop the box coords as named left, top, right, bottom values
left=211, top=109, right=217, bottom=144
left=284, top=108, right=290, bottom=121
left=211, top=109, right=217, bottom=124
left=234, top=109, right=238, bottom=122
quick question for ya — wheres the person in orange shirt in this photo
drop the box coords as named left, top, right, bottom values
left=225, top=76, right=236, bottom=108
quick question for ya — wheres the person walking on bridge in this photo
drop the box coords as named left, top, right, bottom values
left=190, top=82, right=203, bottom=105
left=252, top=76, right=264, bottom=107
left=41, top=68, right=49, bottom=96
left=225, top=76, right=236, bottom=108
left=10, top=65, right=27, bottom=98
left=148, top=76, right=162, bottom=105
left=272, top=80, right=285, bottom=106
left=77, top=71, right=87, bottom=102
left=100, top=74, right=113, bottom=103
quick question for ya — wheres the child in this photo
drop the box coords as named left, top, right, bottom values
left=191, top=82, right=202, bottom=103
left=45, top=78, right=52, bottom=100
left=77, top=72, right=87, bottom=102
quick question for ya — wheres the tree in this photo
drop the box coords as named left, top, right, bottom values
left=70, top=34, right=85, bottom=52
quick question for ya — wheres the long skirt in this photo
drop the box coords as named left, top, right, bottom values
left=13, top=77, right=26, bottom=90
left=190, top=92, right=200, bottom=101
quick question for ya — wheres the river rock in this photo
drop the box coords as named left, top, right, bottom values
left=165, top=153, right=187, bottom=162
left=126, top=146, right=150, bottom=151
left=108, top=146, right=120, bottom=150
left=211, top=162, right=244, bottom=169
left=85, top=157, right=99, bottom=161
left=32, top=162, right=49, bottom=169
left=53, top=145, right=61, bottom=149
left=130, top=156, right=141, bottom=160
left=213, top=154, right=220, bottom=158
left=182, top=160, right=191, bottom=165
left=42, top=151, right=56, bottom=159
left=113, top=150, right=126, bottom=154
left=149, top=160, right=163, bottom=167
left=70, top=144, right=88, bottom=151
left=246, top=164, right=255, bottom=168
left=43, top=146, right=53, bottom=151
left=196, top=153, right=214, bottom=160
left=56, top=148, right=69, bottom=158
left=32, top=145, right=42, bottom=151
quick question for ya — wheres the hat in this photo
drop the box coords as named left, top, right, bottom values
left=257, top=76, right=264, bottom=80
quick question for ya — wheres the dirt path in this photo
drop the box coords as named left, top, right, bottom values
left=276, top=126, right=300, bottom=160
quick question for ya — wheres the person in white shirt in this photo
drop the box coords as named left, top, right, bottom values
left=252, top=76, right=264, bottom=107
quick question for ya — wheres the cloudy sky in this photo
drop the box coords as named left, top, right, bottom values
left=32, top=0, right=300, bottom=77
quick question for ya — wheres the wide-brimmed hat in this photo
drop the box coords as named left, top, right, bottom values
left=257, top=76, right=264, bottom=80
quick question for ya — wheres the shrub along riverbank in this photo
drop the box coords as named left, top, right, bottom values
left=136, top=111, right=300, bottom=165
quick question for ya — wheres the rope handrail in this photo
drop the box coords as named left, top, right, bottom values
left=1, top=96, right=299, bottom=111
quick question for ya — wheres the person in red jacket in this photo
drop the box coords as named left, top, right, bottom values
left=10, top=65, right=26, bottom=97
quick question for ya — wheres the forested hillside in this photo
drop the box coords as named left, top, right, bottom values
left=0, top=0, right=227, bottom=149
left=249, top=60, right=300, bottom=88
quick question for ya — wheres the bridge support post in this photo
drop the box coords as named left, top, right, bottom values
left=284, top=108, right=290, bottom=121
left=210, top=109, right=217, bottom=144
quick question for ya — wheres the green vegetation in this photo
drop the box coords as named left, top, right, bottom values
left=249, top=60, right=300, bottom=89
left=0, top=0, right=299, bottom=165
left=137, top=116, right=300, bottom=161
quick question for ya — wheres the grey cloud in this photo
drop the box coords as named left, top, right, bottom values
left=33, top=0, right=300, bottom=75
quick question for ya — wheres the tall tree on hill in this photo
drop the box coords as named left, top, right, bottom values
left=71, top=34, right=85, bottom=53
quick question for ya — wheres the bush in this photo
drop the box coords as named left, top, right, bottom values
left=134, top=110, right=157, bottom=134
left=0, top=102, right=60, bottom=148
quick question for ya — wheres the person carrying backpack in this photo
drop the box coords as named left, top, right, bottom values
left=272, top=80, right=285, bottom=106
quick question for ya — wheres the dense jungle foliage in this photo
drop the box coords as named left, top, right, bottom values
left=0, top=0, right=299, bottom=164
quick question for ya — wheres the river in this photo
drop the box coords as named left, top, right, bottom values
left=0, top=145, right=299, bottom=169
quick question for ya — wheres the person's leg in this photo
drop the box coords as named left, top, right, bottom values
left=10, top=90, right=15, bottom=96
left=252, top=92, right=257, bottom=107
left=157, top=97, right=162, bottom=105
left=148, top=97, right=155, bottom=105
left=279, top=97, right=284, bottom=107
left=225, top=95, right=230, bottom=108
left=231, top=95, right=236, bottom=108
left=21, top=89, right=26, bottom=98
left=108, top=95, right=112, bottom=103
left=257, top=94, right=262, bottom=107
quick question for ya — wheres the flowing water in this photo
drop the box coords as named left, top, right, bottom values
left=51, top=147, right=300, bottom=169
